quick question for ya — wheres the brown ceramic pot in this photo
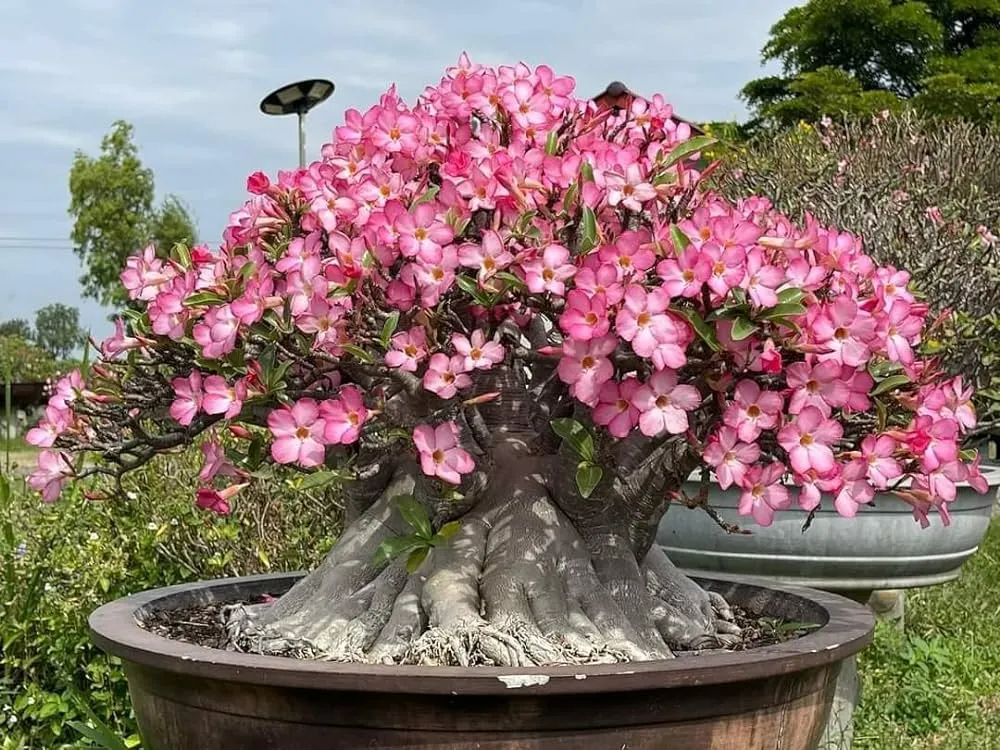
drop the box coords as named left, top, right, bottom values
left=89, top=572, right=873, bottom=750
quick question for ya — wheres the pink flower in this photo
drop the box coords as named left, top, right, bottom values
left=296, top=297, right=347, bottom=350
left=703, top=243, right=746, bottom=297
left=452, top=330, right=504, bottom=370
left=246, top=171, right=271, bottom=194
left=742, top=248, right=785, bottom=308
left=606, top=163, right=656, bottom=212
left=385, top=327, right=428, bottom=372
left=600, top=232, right=656, bottom=278
left=879, top=301, right=923, bottom=365
left=630, top=369, right=701, bottom=437
left=320, top=386, right=369, bottom=445
left=723, top=380, right=783, bottom=442
left=423, top=353, right=473, bottom=398
left=615, top=285, right=673, bottom=357
left=557, top=335, right=616, bottom=406
left=560, top=290, right=610, bottom=341
left=703, top=427, right=761, bottom=490
left=657, top=247, right=711, bottom=299
left=906, top=415, right=959, bottom=472
left=26, top=405, right=71, bottom=448
left=192, top=304, right=240, bottom=359
left=593, top=378, right=641, bottom=438
left=28, top=450, right=73, bottom=502
left=458, top=230, right=514, bottom=284
left=101, top=317, right=149, bottom=358
left=169, top=370, right=204, bottom=426
left=758, top=339, right=782, bottom=374
left=195, top=484, right=245, bottom=516
left=811, top=296, right=876, bottom=367
left=202, top=376, right=247, bottom=420
left=777, top=406, right=843, bottom=475
left=856, top=434, right=903, bottom=489
left=199, top=440, right=244, bottom=482
left=121, top=245, right=172, bottom=301
left=267, top=399, right=327, bottom=467
left=397, top=202, right=455, bottom=261
left=574, top=263, right=625, bottom=305
left=921, top=377, right=977, bottom=432
left=796, top=467, right=842, bottom=512
left=786, top=359, right=848, bottom=416
left=522, top=244, right=576, bottom=295
left=833, top=460, right=876, bottom=518
left=412, top=422, right=475, bottom=485
left=414, top=246, right=459, bottom=306
left=738, top=463, right=790, bottom=526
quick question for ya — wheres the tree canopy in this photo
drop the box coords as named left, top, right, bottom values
left=68, top=121, right=198, bottom=307
left=33, top=303, right=84, bottom=360
left=742, top=0, right=1000, bottom=128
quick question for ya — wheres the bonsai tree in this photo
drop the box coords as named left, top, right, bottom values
left=27, top=57, right=988, bottom=667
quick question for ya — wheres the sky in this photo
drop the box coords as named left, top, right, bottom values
left=0, top=0, right=792, bottom=341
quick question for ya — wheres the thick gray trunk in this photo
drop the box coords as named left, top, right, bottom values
left=227, top=456, right=739, bottom=666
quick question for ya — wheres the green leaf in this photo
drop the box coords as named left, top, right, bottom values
left=455, top=274, right=493, bottom=306
left=672, top=307, right=722, bottom=352
left=563, top=181, right=579, bottom=211
left=413, top=184, right=440, bottom=206
left=575, top=462, right=603, bottom=499
left=759, top=302, right=807, bottom=320
left=872, top=374, right=912, bottom=396
left=580, top=161, right=595, bottom=183
left=0, top=473, right=9, bottom=505
left=68, top=721, right=129, bottom=750
left=406, top=546, right=430, bottom=573
left=182, top=291, right=228, bottom=307
left=660, top=135, right=717, bottom=168
left=396, top=495, right=433, bottom=540
left=341, top=343, right=375, bottom=364
left=495, top=271, right=527, bottom=290
left=544, top=130, right=559, bottom=156
left=434, top=520, right=462, bottom=542
left=171, top=242, right=192, bottom=268
left=550, top=418, right=595, bottom=462
left=579, top=205, right=598, bottom=253
left=776, top=287, right=805, bottom=305
left=296, top=470, right=343, bottom=491
left=669, top=224, right=691, bottom=251
left=380, top=311, right=400, bottom=349
left=730, top=317, right=759, bottom=341
left=374, top=534, right=427, bottom=567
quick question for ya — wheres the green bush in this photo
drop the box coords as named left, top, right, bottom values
left=0, top=336, right=64, bottom=384
left=721, top=112, right=1000, bottom=435
left=0, top=449, right=339, bottom=749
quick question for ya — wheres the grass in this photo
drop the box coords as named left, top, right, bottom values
left=855, top=519, right=1000, bottom=749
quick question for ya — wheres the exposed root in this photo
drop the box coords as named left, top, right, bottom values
left=226, top=468, right=741, bottom=666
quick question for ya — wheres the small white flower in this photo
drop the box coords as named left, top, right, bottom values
left=146, top=522, right=158, bottom=531
left=43, top=583, right=53, bottom=593
left=88, top=532, right=99, bottom=541
left=126, top=491, right=138, bottom=501
left=170, top=518, right=179, bottom=526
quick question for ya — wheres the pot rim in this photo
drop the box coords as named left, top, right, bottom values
left=89, top=572, right=873, bottom=696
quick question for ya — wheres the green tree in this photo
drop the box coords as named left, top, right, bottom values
left=0, top=319, right=32, bottom=340
left=742, top=0, right=1000, bottom=128
left=33, top=303, right=84, bottom=360
left=68, top=121, right=198, bottom=307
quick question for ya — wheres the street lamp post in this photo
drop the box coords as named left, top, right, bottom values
left=259, top=79, right=336, bottom=168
